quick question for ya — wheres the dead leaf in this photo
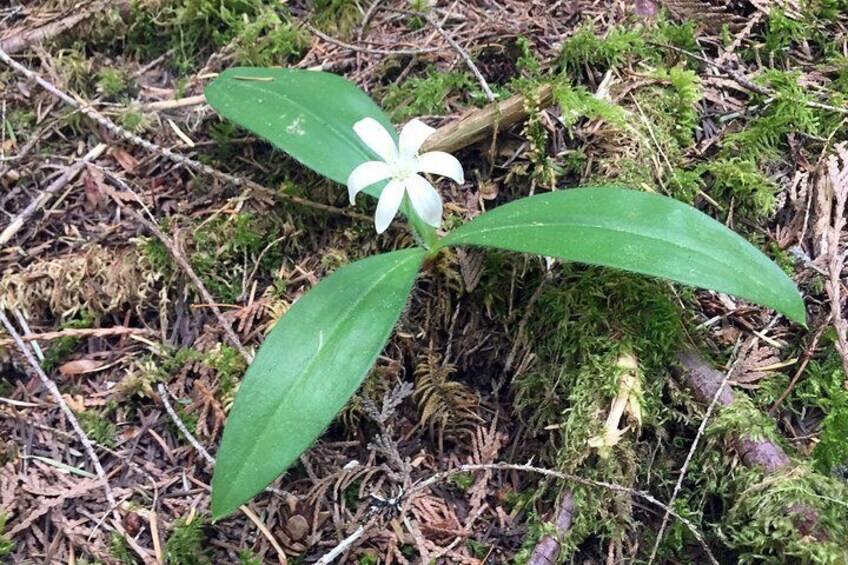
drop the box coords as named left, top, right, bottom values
left=108, top=147, right=138, bottom=174
left=59, top=358, right=106, bottom=376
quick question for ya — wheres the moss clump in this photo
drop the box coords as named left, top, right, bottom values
left=513, top=264, right=687, bottom=557
left=722, top=466, right=848, bottom=564
left=383, top=68, right=476, bottom=121
left=78, top=408, right=119, bottom=448
left=165, top=514, right=209, bottom=565
left=0, top=511, right=14, bottom=558
left=127, top=0, right=307, bottom=73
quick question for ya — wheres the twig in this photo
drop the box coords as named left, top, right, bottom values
left=648, top=348, right=742, bottom=564
left=0, top=310, right=116, bottom=508
left=0, top=143, right=107, bottom=246
left=0, top=2, right=111, bottom=54
left=409, top=462, right=718, bottom=565
left=421, top=12, right=495, bottom=102
left=303, top=23, right=440, bottom=56
left=0, top=47, right=369, bottom=221
left=0, top=326, right=151, bottom=347
left=422, top=84, right=554, bottom=154
left=314, top=525, right=366, bottom=565
left=142, top=94, right=207, bottom=112
left=157, top=384, right=216, bottom=467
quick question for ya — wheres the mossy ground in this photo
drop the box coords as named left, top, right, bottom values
left=1, top=0, right=847, bottom=563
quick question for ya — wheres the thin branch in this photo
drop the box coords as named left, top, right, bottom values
left=0, top=326, right=152, bottom=346
left=0, top=47, right=369, bottom=221
left=409, top=462, right=718, bottom=565
left=314, top=526, right=366, bottom=565
left=648, top=348, right=742, bottom=564
left=0, top=310, right=116, bottom=508
left=157, top=384, right=216, bottom=467
left=303, top=23, right=440, bottom=56
left=0, top=143, right=107, bottom=246
left=421, top=12, right=495, bottom=102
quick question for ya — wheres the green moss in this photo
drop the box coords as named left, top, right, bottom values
left=0, top=511, right=14, bottom=558
left=127, top=0, right=306, bottom=73
left=723, top=466, right=848, bottom=564
left=552, top=79, right=628, bottom=128
left=188, top=212, right=285, bottom=303
left=698, top=158, right=780, bottom=218
left=165, top=515, right=209, bottom=565
left=41, top=312, right=96, bottom=373
left=383, top=68, right=476, bottom=121
left=559, top=25, right=647, bottom=74
left=78, top=409, right=119, bottom=448
left=310, top=0, right=361, bottom=36
left=96, top=67, right=134, bottom=99
left=109, top=532, right=136, bottom=563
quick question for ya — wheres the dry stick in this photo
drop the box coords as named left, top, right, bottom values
left=0, top=2, right=110, bottom=54
left=421, top=12, right=495, bottom=102
left=409, top=462, right=718, bottom=565
left=157, top=384, right=216, bottom=467
left=647, top=350, right=742, bottom=565
left=0, top=310, right=116, bottom=509
left=0, top=47, right=369, bottom=221
left=314, top=525, right=367, bottom=565
left=303, top=23, right=440, bottom=56
left=0, top=143, right=107, bottom=246
left=0, top=326, right=152, bottom=346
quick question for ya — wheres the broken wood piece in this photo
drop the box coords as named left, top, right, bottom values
left=423, top=84, right=555, bottom=154
left=0, top=2, right=112, bottom=54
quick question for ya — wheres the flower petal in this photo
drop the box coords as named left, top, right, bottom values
left=374, top=179, right=405, bottom=234
left=416, top=151, right=465, bottom=184
left=406, top=174, right=443, bottom=228
left=353, top=117, right=398, bottom=163
left=398, top=118, right=436, bottom=159
left=347, top=161, right=392, bottom=203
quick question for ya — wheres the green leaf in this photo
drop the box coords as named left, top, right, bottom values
left=211, top=248, right=425, bottom=519
left=205, top=67, right=394, bottom=187
left=204, top=67, right=437, bottom=242
left=436, top=188, right=805, bottom=323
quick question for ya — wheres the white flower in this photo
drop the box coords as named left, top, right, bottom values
left=347, top=117, right=465, bottom=234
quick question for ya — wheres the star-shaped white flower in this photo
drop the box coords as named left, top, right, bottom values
left=347, top=117, right=465, bottom=234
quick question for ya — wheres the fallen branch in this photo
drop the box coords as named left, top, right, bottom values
left=0, top=325, right=151, bottom=346
left=674, top=350, right=791, bottom=473
left=0, top=143, right=107, bottom=246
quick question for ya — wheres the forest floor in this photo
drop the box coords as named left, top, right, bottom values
left=1, top=0, right=848, bottom=563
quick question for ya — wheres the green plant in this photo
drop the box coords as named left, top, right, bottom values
left=203, top=67, right=805, bottom=519
left=0, top=511, right=14, bottom=557
left=165, top=514, right=209, bottom=565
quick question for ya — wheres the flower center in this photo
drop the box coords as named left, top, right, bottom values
left=391, top=156, right=417, bottom=181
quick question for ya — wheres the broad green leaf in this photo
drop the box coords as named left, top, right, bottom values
left=205, top=67, right=394, bottom=188
left=204, top=67, right=437, bottom=242
left=436, top=188, right=805, bottom=323
left=211, top=249, right=425, bottom=519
